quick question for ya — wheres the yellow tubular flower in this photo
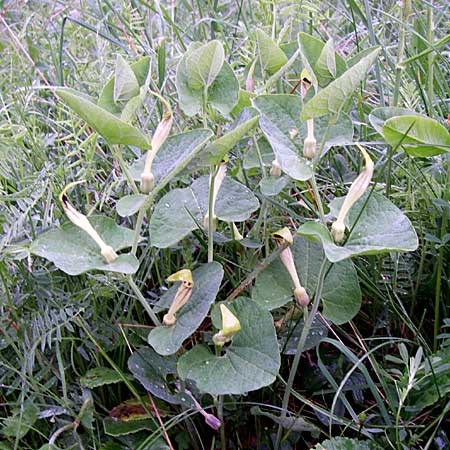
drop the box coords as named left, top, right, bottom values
left=163, top=269, right=194, bottom=326
left=59, top=181, right=118, bottom=264
left=213, top=304, right=241, bottom=347
left=331, top=144, right=374, bottom=243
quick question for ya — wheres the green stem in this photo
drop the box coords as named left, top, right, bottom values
left=127, top=275, right=161, bottom=326
left=218, top=395, right=226, bottom=450
left=274, top=259, right=329, bottom=449
left=392, top=0, right=411, bottom=106
left=310, top=174, right=326, bottom=225
left=112, top=145, right=139, bottom=194
left=427, top=6, right=434, bottom=117
left=207, top=167, right=217, bottom=263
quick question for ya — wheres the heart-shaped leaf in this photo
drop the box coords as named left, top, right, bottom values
left=98, top=57, right=150, bottom=114
left=382, top=115, right=450, bottom=157
left=148, top=263, right=223, bottom=355
left=301, top=47, right=380, bottom=120
left=298, top=192, right=418, bottom=262
left=207, top=60, right=240, bottom=115
left=128, top=347, right=189, bottom=405
left=129, top=129, right=213, bottom=193
left=113, top=55, right=140, bottom=105
left=56, top=88, right=149, bottom=149
left=314, top=39, right=337, bottom=81
left=116, top=194, right=147, bottom=217
left=30, top=216, right=139, bottom=275
left=178, top=297, right=280, bottom=395
left=253, top=236, right=361, bottom=324
left=259, top=176, right=289, bottom=196
left=368, top=106, right=423, bottom=135
left=255, top=29, right=288, bottom=75
left=150, top=176, right=259, bottom=248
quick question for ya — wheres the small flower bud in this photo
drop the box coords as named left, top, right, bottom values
left=231, top=222, right=244, bottom=241
left=331, top=144, right=374, bottom=244
left=289, top=128, right=298, bottom=140
left=204, top=413, right=222, bottom=431
left=303, top=119, right=316, bottom=159
left=294, top=286, right=310, bottom=307
left=246, top=59, right=257, bottom=93
left=205, top=163, right=227, bottom=230
left=163, top=269, right=194, bottom=326
left=270, top=159, right=282, bottom=177
left=101, top=245, right=118, bottom=264
left=140, top=172, right=154, bottom=194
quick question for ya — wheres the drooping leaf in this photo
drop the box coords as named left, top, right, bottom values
left=196, top=109, right=259, bottom=165
left=148, top=263, right=224, bottom=355
left=313, top=437, right=383, bottom=450
left=128, top=347, right=189, bottom=404
left=30, top=216, right=139, bottom=275
left=382, top=115, right=450, bottom=157
left=150, top=176, right=259, bottom=248
left=301, top=47, right=380, bottom=120
left=98, top=57, right=150, bottom=114
left=368, top=106, right=423, bottom=135
left=298, top=192, right=418, bottom=262
left=116, top=194, right=147, bottom=217
left=129, top=129, right=213, bottom=193
left=255, top=29, right=288, bottom=75
left=80, top=368, right=125, bottom=388
left=178, top=298, right=280, bottom=395
left=56, top=88, right=149, bottom=149
left=113, top=55, right=140, bottom=105
left=252, top=236, right=361, bottom=324
left=185, top=40, right=225, bottom=90
left=254, top=94, right=313, bottom=181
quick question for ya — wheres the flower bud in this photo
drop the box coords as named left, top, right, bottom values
left=246, top=59, right=257, bottom=93
left=163, top=269, right=194, bottom=326
left=231, top=222, right=244, bottom=241
left=294, top=286, right=310, bottom=307
left=204, top=163, right=227, bottom=230
left=331, top=144, right=374, bottom=244
left=140, top=172, right=154, bottom=194
left=181, top=387, right=222, bottom=430
left=213, top=304, right=241, bottom=347
left=60, top=182, right=118, bottom=264
left=270, top=159, right=282, bottom=177
left=303, top=119, right=316, bottom=159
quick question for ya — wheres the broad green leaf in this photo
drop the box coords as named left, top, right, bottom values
left=99, top=57, right=150, bottom=114
left=116, top=194, right=147, bottom=217
left=129, top=129, right=213, bottom=192
left=368, top=106, right=422, bottom=135
left=178, top=298, right=280, bottom=395
left=197, top=109, right=259, bottom=165
left=301, top=47, right=380, bottom=120
left=298, top=192, right=418, bottom=262
left=30, top=216, right=139, bottom=275
left=148, top=263, right=223, bottom=355
left=175, top=42, right=203, bottom=116
left=103, top=417, right=154, bottom=437
left=314, top=38, right=336, bottom=80
left=347, top=46, right=380, bottom=68
left=254, top=94, right=313, bottom=181
left=185, top=40, right=224, bottom=89
left=280, top=316, right=328, bottom=354
left=255, top=29, right=288, bottom=75
left=253, top=236, right=361, bottom=324
left=313, top=437, right=383, bottom=450
left=231, top=89, right=254, bottom=115
left=382, top=115, right=450, bottom=157
left=259, top=176, right=289, bottom=196
left=128, top=347, right=189, bottom=405
left=208, top=60, right=240, bottom=115
left=243, top=137, right=274, bottom=170
left=56, top=88, right=149, bottom=149
left=114, top=55, right=140, bottom=104
left=80, top=368, right=125, bottom=388
left=150, top=176, right=259, bottom=248
left=1, top=403, right=38, bottom=439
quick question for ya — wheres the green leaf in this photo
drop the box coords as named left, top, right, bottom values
left=80, top=368, right=125, bottom=388
left=116, top=194, right=147, bottom=217
left=185, top=40, right=224, bottom=90
left=150, top=176, right=259, bottom=248
left=114, top=55, right=140, bottom=104
left=56, top=88, right=149, bottom=149
left=99, top=57, right=150, bottom=114
left=103, top=417, right=154, bottom=437
left=30, top=216, right=139, bottom=275
left=208, top=60, right=240, bottom=115
left=253, top=236, right=361, bottom=324
left=259, top=176, right=289, bottom=196
left=301, top=47, right=380, bottom=120
left=298, top=192, right=418, bottom=262
left=197, top=109, right=259, bottom=165
left=313, top=437, right=383, bottom=450
left=254, top=94, right=313, bottom=181
left=280, top=316, right=328, bottom=354
left=148, top=263, right=224, bottom=355
left=243, top=137, right=274, bottom=170
left=368, top=106, right=422, bottom=135
left=128, top=347, right=188, bottom=404
left=255, top=29, right=288, bottom=75
left=314, top=38, right=336, bottom=80
left=178, top=298, right=280, bottom=395
left=1, top=403, right=38, bottom=439
left=129, top=129, right=213, bottom=192
left=382, top=115, right=450, bottom=157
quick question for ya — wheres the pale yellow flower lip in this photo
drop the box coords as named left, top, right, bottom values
left=163, top=269, right=194, bottom=326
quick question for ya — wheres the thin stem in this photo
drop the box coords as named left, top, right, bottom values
left=132, top=207, right=146, bottom=255
left=310, top=174, right=326, bottom=225
left=218, top=395, right=226, bottom=450
left=426, top=6, right=434, bottom=117
left=207, top=167, right=217, bottom=263
left=274, top=259, right=329, bottom=450
left=112, top=146, right=139, bottom=194
left=127, top=275, right=161, bottom=326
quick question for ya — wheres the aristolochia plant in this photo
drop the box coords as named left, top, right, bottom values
left=30, top=28, right=431, bottom=449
